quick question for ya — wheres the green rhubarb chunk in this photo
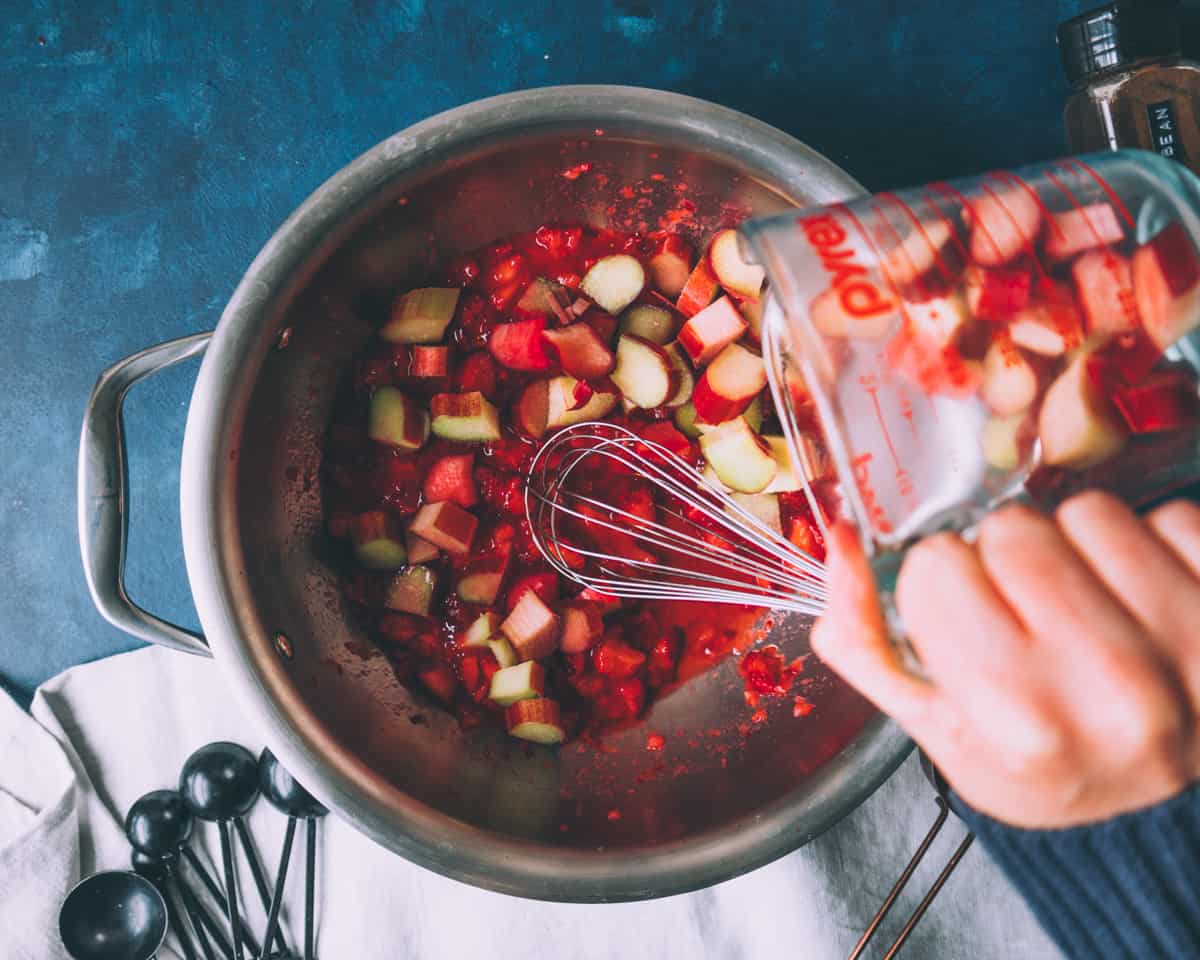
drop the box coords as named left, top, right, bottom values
left=381, top=288, right=461, bottom=344
left=384, top=565, right=437, bottom=617
left=430, top=392, right=502, bottom=442
left=354, top=538, right=408, bottom=571
left=619, top=304, right=677, bottom=344
left=462, top=611, right=502, bottom=648
left=489, top=637, right=518, bottom=668
left=673, top=400, right=703, bottom=438
left=488, top=660, right=545, bottom=707
left=368, top=387, right=429, bottom=450
left=516, top=277, right=568, bottom=315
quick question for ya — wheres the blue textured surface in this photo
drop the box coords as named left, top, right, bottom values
left=0, top=0, right=1138, bottom=704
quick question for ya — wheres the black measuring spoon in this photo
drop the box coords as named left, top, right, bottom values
left=59, top=870, right=167, bottom=960
left=258, top=748, right=328, bottom=960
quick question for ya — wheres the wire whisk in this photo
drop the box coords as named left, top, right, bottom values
left=524, top=422, right=829, bottom=614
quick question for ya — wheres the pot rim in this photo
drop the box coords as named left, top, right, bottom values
left=180, top=84, right=912, bottom=901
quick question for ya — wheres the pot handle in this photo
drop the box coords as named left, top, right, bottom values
left=78, top=333, right=214, bottom=657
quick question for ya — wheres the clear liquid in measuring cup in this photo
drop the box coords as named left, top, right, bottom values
left=746, top=150, right=1200, bottom=582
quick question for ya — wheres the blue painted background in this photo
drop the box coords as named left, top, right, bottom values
left=0, top=0, right=1185, bottom=704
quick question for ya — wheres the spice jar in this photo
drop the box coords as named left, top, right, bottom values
left=1058, top=1, right=1200, bottom=174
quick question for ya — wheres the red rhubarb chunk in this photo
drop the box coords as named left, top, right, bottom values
left=1111, top=373, right=1200, bottom=433
left=422, top=454, right=478, bottom=508
left=489, top=317, right=555, bottom=371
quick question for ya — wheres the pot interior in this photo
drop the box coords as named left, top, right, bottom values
left=231, top=125, right=879, bottom=855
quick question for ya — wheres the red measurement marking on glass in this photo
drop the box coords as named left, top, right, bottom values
left=869, top=197, right=934, bottom=302
left=928, top=179, right=1004, bottom=267
left=878, top=191, right=957, bottom=289
left=1043, top=168, right=1115, bottom=248
left=859, top=373, right=912, bottom=495
left=978, top=181, right=1054, bottom=288
left=1061, top=158, right=1136, bottom=229
left=990, top=170, right=1064, bottom=244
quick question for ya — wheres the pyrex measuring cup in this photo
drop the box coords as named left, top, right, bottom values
left=742, top=149, right=1200, bottom=594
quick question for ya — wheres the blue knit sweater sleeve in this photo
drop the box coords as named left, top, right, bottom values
left=953, top=784, right=1200, bottom=959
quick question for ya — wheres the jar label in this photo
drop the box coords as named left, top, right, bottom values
left=1147, top=99, right=1188, bottom=165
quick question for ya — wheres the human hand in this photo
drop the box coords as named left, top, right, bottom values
left=810, top=491, right=1200, bottom=828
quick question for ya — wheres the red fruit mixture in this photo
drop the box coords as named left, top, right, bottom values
left=322, top=223, right=832, bottom=745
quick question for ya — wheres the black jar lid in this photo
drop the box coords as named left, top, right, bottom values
left=1058, top=1, right=1182, bottom=85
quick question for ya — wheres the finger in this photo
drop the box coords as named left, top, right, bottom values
left=894, top=530, right=1068, bottom=759
left=975, top=503, right=1141, bottom=653
left=811, top=522, right=940, bottom=730
left=976, top=502, right=1181, bottom=753
left=894, top=530, right=1030, bottom=679
left=1146, top=498, right=1200, bottom=579
left=1056, top=492, right=1200, bottom=643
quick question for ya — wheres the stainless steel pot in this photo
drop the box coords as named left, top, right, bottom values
left=80, top=85, right=911, bottom=901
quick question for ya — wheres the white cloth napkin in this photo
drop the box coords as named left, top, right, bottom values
left=0, top=646, right=1061, bottom=959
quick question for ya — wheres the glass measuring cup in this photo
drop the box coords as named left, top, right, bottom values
left=742, top=149, right=1200, bottom=597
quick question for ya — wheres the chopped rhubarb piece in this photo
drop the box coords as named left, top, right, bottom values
left=964, top=265, right=1032, bottom=323
left=422, top=453, right=477, bottom=508
left=676, top=256, right=721, bottom=317
left=761, top=435, right=803, bottom=493
left=578, top=305, right=618, bottom=342
left=619, top=304, right=677, bottom=344
left=489, top=636, right=517, bottom=667
left=647, top=233, right=694, bottom=298
left=982, top=413, right=1034, bottom=471
left=409, top=500, right=478, bottom=556
left=1073, top=250, right=1140, bottom=336
left=1111, top=373, right=1200, bottom=433
left=500, top=591, right=560, bottom=662
left=673, top=400, right=702, bottom=439
left=384, top=565, right=437, bottom=617
left=462, top=611, right=502, bottom=648
left=1090, top=329, right=1163, bottom=387
left=350, top=511, right=407, bottom=570
left=454, top=350, right=498, bottom=397
left=1044, top=203, right=1126, bottom=262
left=542, top=323, right=616, bottom=379
left=700, top=416, right=777, bottom=493
left=1132, top=220, right=1200, bottom=350
left=1039, top=350, right=1128, bottom=469
left=611, top=335, right=676, bottom=408
left=559, top=602, right=604, bottom=654
left=488, top=660, right=546, bottom=707
left=506, top=572, right=560, bottom=613
left=883, top=217, right=964, bottom=300
left=430, top=391, right=502, bottom=442
left=709, top=228, right=765, bottom=298
left=368, top=387, right=429, bottom=451
left=418, top=662, right=458, bottom=702
left=692, top=342, right=767, bottom=424
left=581, top=254, right=645, bottom=314
left=737, top=295, right=765, bottom=344
left=382, top=288, right=462, bottom=344
left=593, top=636, right=647, bottom=678
left=456, top=548, right=511, bottom=605
left=1009, top=291, right=1084, bottom=357
left=546, top=376, right=619, bottom=429
left=514, top=380, right=550, bottom=439
left=505, top=698, right=566, bottom=744
left=514, top=277, right=570, bottom=320
left=967, top=187, right=1041, bottom=266
left=410, top=345, right=449, bottom=379
left=981, top=337, right=1038, bottom=416
left=809, top=286, right=896, bottom=340
left=488, top=317, right=554, bottom=371
left=677, top=296, right=749, bottom=367
left=663, top=342, right=696, bottom=407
